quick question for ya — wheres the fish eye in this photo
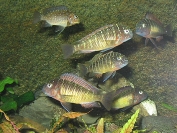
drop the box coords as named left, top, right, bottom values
left=74, top=15, right=78, bottom=19
left=139, top=91, right=143, bottom=94
left=117, top=57, right=121, bottom=60
left=47, top=83, right=53, bottom=88
left=124, top=29, right=129, bottom=34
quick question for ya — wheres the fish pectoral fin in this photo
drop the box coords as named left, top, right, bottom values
left=61, top=102, right=72, bottom=112
left=55, top=25, right=65, bottom=33
left=102, top=71, right=114, bottom=82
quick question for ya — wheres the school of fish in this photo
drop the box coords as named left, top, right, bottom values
left=36, top=6, right=173, bottom=112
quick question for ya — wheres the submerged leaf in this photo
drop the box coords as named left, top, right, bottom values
left=161, top=103, right=177, bottom=112
left=120, top=109, right=140, bottom=133
left=0, top=121, right=17, bottom=133
left=14, top=91, right=35, bottom=107
left=0, top=109, right=20, bottom=133
left=0, top=100, right=17, bottom=111
left=0, top=77, right=18, bottom=93
left=97, top=118, right=104, bottom=133
left=62, top=111, right=88, bottom=119
left=51, top=111, right=89, bottom=133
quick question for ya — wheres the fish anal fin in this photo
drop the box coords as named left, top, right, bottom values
left=81, top=102, right=101, bottom=108
left=156, top=36, right=163, bottom=42
left=55, top=25, right=65, bottom=33
left=61, top=102, right=72, bottom=112
left=42, top=21, right=52, bottom=27
left=150, top=38, right=160, bottom=49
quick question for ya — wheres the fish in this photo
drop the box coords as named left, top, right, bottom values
left=33, top=5, right=79, bottom=33
left=135, top=12, right=172, bottom=48
left=78, top=51, right=128, bottom=82
left=42, top=73, right=115, bottom=111
left=111, top=86, right=148, bottom=110
left=61, top=24, right=133, bottom=58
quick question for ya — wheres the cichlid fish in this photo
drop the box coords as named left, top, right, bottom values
left=33, top=5, right=79, bottom=33
left=78, top=51, right=128, bottom=82
left=42, top=73, right=114, bottom=111
left=61, top=24, right=133, bottom=58
left=111, top=86, right=147, bottom=110
left=135, top=12, right=172, bottom=48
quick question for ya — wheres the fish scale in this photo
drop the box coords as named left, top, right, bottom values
left=88, top=52, right=116, bottom=73
left=59, top=79, right=98, bottom=103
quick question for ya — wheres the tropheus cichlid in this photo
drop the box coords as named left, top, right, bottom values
left=135, top=12, right=172, bottom=48
left=61, top=24, right=133, bottom=59
left=42, top=73, right=115, bottom=111
left=78, top=51, right=128, bottom=82
left=33, top=5, right=79, bottom=33
left=111, top=86, right=148, bottom=110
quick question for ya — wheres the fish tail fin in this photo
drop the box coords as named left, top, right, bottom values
left=61, top=44, right=74, bottom=59
left=101, top=91, right=115, bottom=111
left=165, top=24, right=172, bottom=37
left=77, top=63, right=88, bottom=76
left=33, top=11, right=41, bottom=24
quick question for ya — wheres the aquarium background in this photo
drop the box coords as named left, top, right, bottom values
left=1, top=0, right=177, bottom=132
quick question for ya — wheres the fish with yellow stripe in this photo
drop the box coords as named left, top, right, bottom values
left=78, top=51, right=128, bottom=82
left=42, top=73, right=115, bottom=111
left=61, top=24, right=133, bottom=58
left=111, top=86, right=148, bottom=110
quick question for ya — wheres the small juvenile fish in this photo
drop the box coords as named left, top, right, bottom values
left=61, top=24, right=133, bottom=58
left=135, top=12, right=172, bottom=48
left=78, top=51, right=128, bottom=82
left=33, top=5, right=79, bottom=33
left=42, top=73, right=114, bottom=111
left=111, top=86, right=148, bottom=110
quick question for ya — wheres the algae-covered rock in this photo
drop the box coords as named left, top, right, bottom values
left=141, top=116, right=177, bottom=132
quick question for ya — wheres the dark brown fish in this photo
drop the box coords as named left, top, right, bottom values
left=111, top=86, right=148, bottom=110
left=33, top=5, right=79, bottom=33
left=42, top=73, right=114, bottom=111
left=61, top=24, right=133, bottom=58
left=135, top=12, right=172, bottom=48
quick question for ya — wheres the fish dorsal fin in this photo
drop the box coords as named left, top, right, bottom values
left=89, top=52, right=103, bottom=63
left=145, top=12, right=163, bottom=26
left=60, top=73, right=100, bottom=93
left=43, top=6, right=68, bottom=15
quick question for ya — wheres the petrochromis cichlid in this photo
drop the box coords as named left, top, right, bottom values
left=135, top=12, right=172, bottom=48
left=42, top=73, right=115, bottom=111
left=61, top=24, right=133, bottom=58
left=78, top=51, right=128, bottom=82
left=33, top=5, right=79, bottom=33
left=111, top=86, right=148, bottom=110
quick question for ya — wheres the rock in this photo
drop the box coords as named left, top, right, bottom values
left=133, top=98, right=157, bottom=116
left=141, top=116, right=177, bottom=132
left=19, top=96, right=65, bottom=129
